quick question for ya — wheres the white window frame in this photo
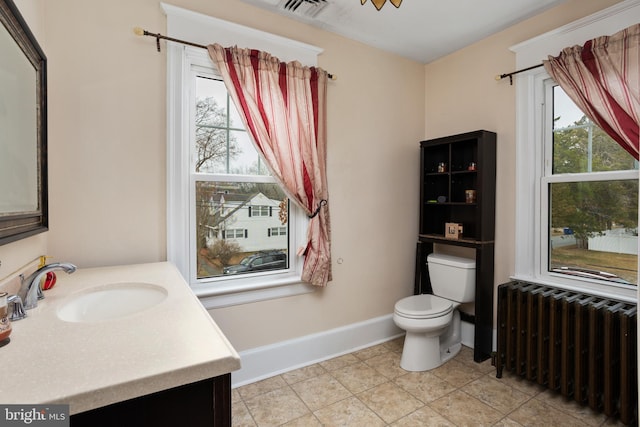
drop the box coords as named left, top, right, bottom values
left=512, top=0, right=640, bottom=302
left=163, top=4, right=323, bottom=308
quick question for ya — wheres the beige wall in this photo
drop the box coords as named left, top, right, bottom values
left=1, top=0, right=624, bottom=352
left=23, top=0, right=423, bottom=351
left=424, top=0, right=624, bottom=294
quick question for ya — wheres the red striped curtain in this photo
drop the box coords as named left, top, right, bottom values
left=207, top=44, right=332, bottom=287
left=543, top=24, right=640, bottom=160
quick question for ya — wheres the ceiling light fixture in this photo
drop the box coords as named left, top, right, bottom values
left=361, top=0, right=402, bottom=11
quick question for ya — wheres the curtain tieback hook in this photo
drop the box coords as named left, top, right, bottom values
left=308, top=199, right=327, bottom=219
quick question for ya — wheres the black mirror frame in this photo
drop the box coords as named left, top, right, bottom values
left=0, top=0, right=48, bottom=246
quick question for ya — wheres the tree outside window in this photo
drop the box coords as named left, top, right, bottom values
left=548, top=86, right=638, bottom=285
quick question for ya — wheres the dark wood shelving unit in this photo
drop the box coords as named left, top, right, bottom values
left=414, top=130, right=496, bottom=363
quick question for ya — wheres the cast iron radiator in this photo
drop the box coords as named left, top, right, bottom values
left=495, top=281, right=638, bottom=425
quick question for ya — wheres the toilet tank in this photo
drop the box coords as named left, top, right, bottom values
left=427, top=253, right=476, bottom=303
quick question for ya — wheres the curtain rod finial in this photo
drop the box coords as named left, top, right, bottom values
left=495, top=74, right=502, bottom=81
left=133, top=27, right=144, bottom=36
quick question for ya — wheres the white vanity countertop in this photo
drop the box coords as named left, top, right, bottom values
left=0, top=262, right=241, bottom=415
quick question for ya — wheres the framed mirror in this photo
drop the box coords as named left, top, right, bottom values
left=0, top=0, right=47, bottom=245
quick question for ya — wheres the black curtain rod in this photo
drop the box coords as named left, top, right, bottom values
left=495, top=63, right=544, bottom=85
left=133, top=27, right=336, bottom=80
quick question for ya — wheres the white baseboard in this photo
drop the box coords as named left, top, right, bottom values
left=232, top=314, right=403, bottom=387
left=231, top=315, right=481, bottom=388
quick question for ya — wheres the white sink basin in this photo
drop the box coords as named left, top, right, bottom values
left=57, top=282, right=168, bottom=322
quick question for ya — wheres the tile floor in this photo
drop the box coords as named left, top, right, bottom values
left=231, top=337, right=628, bottom=426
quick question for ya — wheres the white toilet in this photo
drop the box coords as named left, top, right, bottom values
left=393, top=253, right=475, bottom=371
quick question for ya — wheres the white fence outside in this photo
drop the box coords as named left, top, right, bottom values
left=588, top=230, right=638, bottom=255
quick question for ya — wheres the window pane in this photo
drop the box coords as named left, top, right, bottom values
left=228, top=130, right=269, bottom=175
left=195, top=181, right=289, bottom=279
left=548, top=180, right=638, bottom=286
left=552, top=87, right=638, bottom=174
left=195, top=76, right=270, bottom=176
left=196, top=77, right=243, bottom=128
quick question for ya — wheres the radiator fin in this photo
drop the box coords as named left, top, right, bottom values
left=496, top=281, right=637, bottom=425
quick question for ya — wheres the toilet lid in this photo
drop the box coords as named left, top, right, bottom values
left=395, top=294, right=453, bottom=319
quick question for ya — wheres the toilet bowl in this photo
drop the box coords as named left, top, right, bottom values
left=393, top=253, right=475, bottom=371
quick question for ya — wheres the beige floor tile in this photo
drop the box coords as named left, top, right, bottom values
left=281, top=363, right=326, bottom=385
left=232, top=344, right=611, bottom=427
left=454, top=344, right=476, bottom=363
left=464, top=375, right=532, bottom=414
left=602, top=416, right=632, bottom=426
left=429, top=389, right=504, bottom=426
left=391, top=406, right=456, bottom=426
left=393, top=371, right=456, bottom=403
left=244, top=386, right=310, bottom=426
left=353, top=343, right=390, bottom=361
left=231, top=400, right=257, bottom=427
left=280, top=413, right=323, bottom=426
left=319, top=353, right=360, bottom=371
left=508, top=396, right=590, bottom=427
left=331, top=361, right=388, bottom=393
left=237, top=375, right=288, bottom=400
left=493, top=371, right=546, bottom=396
left=364, top=351, right=407, bottom=379
left=384, top=336, right=405, bottom=353
left=455, top=346, right=496, bottom=374
left=430, top=359, right=485, bottom=388
left=290, top=373, right=352, bottom=411
left=314, top=396, right=386, bottom=427
left=537, top=390, right=608, bottom=426
left=493, top=417, right=525, bottom=426
left=357, top=381, right=424, bottom=424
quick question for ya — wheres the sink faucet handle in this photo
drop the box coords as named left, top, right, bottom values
left=7, top=295, right=26, bottom=321
left=18, top=262, right=77, bottom=311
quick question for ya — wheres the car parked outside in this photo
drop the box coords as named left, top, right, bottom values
left=222, top=251, right=287, bottom=275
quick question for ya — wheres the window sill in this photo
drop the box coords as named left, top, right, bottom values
left=509, top=273, right=637, bottom=303
left=192, top=275, right=316, bottom=309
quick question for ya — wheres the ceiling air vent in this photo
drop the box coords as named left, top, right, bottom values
left=279, top=0, right=328, bottom=18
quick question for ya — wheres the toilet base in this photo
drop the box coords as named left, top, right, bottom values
left=400, top=333, right=441, bottom=371
left=399, top=311, right=463, bottom=372
left=400, top=335, right=463, bottom=371
left=440, top=341, right=462, bottom=366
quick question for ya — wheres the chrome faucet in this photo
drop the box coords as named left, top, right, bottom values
left=18, top=263, right=77, bottom=310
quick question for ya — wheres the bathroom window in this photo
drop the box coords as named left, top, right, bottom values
left=193, top=75, right=292, bottom=281
left=514, top=69, right=638, bottom=301
left=167, top=46, right=313, bottom=308
left=510, top=1, right=640, bottom=302
left=544, top=83, right=638, bottom=287
left=164, top=5, right=324, bottom=307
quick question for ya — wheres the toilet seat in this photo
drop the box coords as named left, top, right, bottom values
left=394, top=294, right=453, bottom=319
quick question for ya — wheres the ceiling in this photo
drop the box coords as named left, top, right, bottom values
left=239, top=0, right=567, bottom=64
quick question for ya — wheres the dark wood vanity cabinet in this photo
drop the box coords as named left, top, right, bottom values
left=415, top=130, right=496, bottom=363
left=70, top=374, right=231, bottom=427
